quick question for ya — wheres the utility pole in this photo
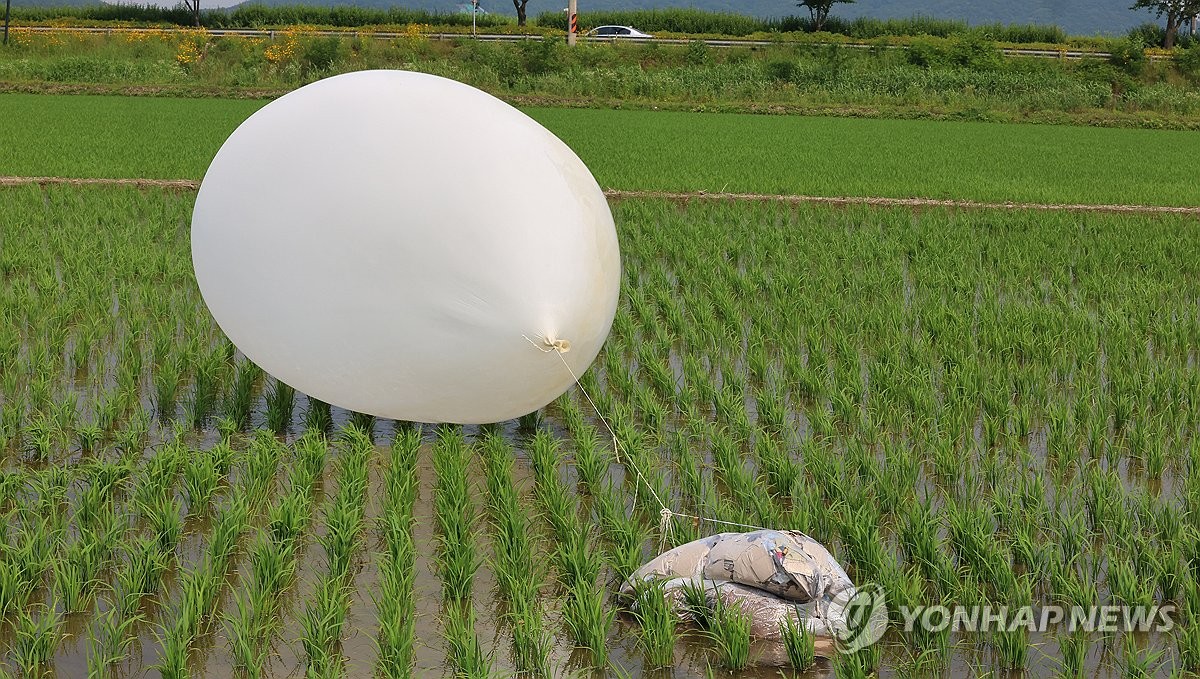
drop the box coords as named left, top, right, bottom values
left=567, top=0, right=577, bottom=46
left=3, top=0, right=11, bottom=47
left=472, top=0, right=478, bottom=37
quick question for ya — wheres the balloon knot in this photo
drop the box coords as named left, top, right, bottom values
left=543, top=337, right=571, bottom=353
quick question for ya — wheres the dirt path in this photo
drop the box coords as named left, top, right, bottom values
left=3, top=176, right=1198, bottom=216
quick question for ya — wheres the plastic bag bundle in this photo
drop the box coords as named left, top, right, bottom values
left=622, top=530, right=855, bottom=646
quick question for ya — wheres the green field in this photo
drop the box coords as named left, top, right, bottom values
left=3, top=92, right=1200, bottom=205
left=0, top=182, right=1197, bottom=677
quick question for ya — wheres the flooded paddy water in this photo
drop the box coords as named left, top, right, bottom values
left=0, top=186, right=1198, bottom=677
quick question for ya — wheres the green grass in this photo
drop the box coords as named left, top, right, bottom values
left=2, top=92, right=1200, bottom=205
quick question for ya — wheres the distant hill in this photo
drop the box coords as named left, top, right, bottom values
left=9, top=0, right=1164, bottom=35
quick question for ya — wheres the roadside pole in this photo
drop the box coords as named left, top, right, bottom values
left=567, top=0, right=577, bottom=46
left=472, top=0, right=477, bottom=38
left=3, top=0, right=11, bottom=46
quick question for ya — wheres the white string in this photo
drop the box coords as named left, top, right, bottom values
left=525, top=334, right=770, bottom=539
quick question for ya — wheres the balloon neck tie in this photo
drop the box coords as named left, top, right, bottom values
left=545, top=337, right=571, bottom=353
left=523, top=334, right=571, bottom=354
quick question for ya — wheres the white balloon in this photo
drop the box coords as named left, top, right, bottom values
left=192, top=70, right=620, bottom=424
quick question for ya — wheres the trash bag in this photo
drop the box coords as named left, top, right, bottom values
left=622, top=530, right=853, bottom=603
left=621, top=530, right=855, bottom=650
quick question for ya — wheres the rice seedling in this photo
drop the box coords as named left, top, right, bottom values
left=303, top=397, right=334, bottom=433
left=183, top=450, right=220, bottom=514
left=562, top=579, right=615, bottom=668
left=443, top=602, right=491, bottom=678
left=781, top=612, right=817, bottom=671
left=994, top=626, right=1030, bottom=671
left=1056, top=628, right=1090, bottom=678
left=433, top=428, right=480, bottom=602
left=264, top=378, right=295, bottom=435
left=86, top=603, right=142, bottom=677
left=300, top=575, right=350, bottom=679
left=707, top=596, right=752, bottom=670
left=12, top=604, right=62, bottom=678
left=1178, top=620, right=1200, bottom=673
left=632, top=578, right=678, bottom=668
left=224, top=357, right=262, bottom=429
left=1120, top=633, right=1166, bottom=678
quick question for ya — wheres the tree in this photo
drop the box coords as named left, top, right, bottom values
left=181, top=0, right=200, bottom=27
left=512, top=0, right=530, bottom=27
left=797, top=0, right=854, bottom=32
left=1131, top=0, right=1200, bottom=48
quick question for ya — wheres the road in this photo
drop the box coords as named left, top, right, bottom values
left=12, top=25, right=1167, bottom=61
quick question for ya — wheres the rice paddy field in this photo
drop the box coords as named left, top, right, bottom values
left=3, top=92, right=1200, bottom=206
left=0, top=177, right=1198, bottom=678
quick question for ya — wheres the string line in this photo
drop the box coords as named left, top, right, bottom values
left=524, top=333, right=771, bottom=539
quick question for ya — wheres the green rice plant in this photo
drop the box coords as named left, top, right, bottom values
left=182, top=450, right=220, bottom=514
left=224, top=589, right=267, bottom=679
left=563, top=580, right=615, bottom=668
left=86, top=603, right=142, bottom=677
left=781, top=613, right=817, bottom=671
left=223, top=358, right=261, bottom=429
left=119, top=536, right=169, bottom=604
left=994, top=626, right=1030, bottom=671
left=632, top=579, right=677, bottom=668
left=320, top=485, right=365, bottom=581
left=12, top=604, right=62, bottom=678
left=374, top=519, right=416, bottom=679
left=679, top=579, right=714, bottom=629
left=347, top=410, right=376, bottom=437
left=142, top=493, right=184, bottom=556
left=153, top=357, right=181, bottom=420
left=833, top=645, right=874, bottom=679
left=707, top=595, right=752, bottom=670
left=264, top=378, right=296, bottom=435
left=1178, top=620, right=1200, bottom=673
left=52, top=545, right=96, bottom=613
left=208, top=494, right=251, bottom=574
left=433, top=428, right=480, bottom=602
left=1120, top=633, right=1165, bottom=678
left=572, top=425, right=611, bottom=495
left=1056, top=629, right=1090, bottom=678
left=304, top=397, right=334, bottom=433
left=0, top=561, right=27, bottom=620
left=443, top=602, right=491, bottom=679
left=299, top=573, right=351, bottom=676
left=267, top=491, right=310, bottom=547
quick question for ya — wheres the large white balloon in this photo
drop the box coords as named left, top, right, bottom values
left=192, top=70, right=620, bottom=424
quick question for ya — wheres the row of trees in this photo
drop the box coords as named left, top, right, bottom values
left=511, top=0, right=1195, bottom=50
left=508, top=0, right=854, bottom=30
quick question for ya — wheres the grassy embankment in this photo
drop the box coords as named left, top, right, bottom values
left=2, top=92, right=1198, bottom=207
left=3, top=28, right=1200, bottom=129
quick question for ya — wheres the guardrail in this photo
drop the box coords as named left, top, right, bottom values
left=13, top=25, right=1173, bottom=62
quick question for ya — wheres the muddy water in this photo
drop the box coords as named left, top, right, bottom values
left=5, top=396, right=1175, bottom=679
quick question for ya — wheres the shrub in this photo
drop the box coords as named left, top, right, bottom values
left=1108, top=37, right=1147, bottom=76
left=300, top=36, right=342, bottom=73
left=1178, top=44, right=1200, bottom=78
left=949, top=34, right=1001, bottom=69
left=907, top=36, right=951, bottom=68
left=765, top=59, right=799, bottom=82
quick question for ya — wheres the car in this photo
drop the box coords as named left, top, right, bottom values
left=585, top=25, right=653, bottom=39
